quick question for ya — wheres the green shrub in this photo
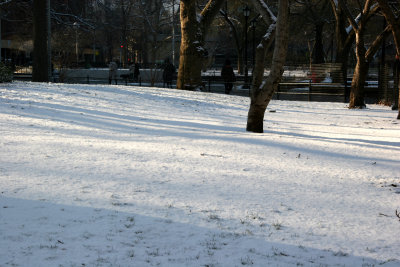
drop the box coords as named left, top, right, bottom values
left=0, top=63, right=13, bottom=83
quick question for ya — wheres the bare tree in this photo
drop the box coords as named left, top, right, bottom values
left=177, top=0, right=226, bottom=90
left=246, top=0, right=290, bottom=133
left=293, top=0, right=331, bottom=64
left=328, top=0, right=355, bottom=89
left=338, top=0, right=391, bottom=108
left=376, top=0, right=400, bottom=119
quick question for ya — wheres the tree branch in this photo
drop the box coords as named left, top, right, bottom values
left=366, top=24, right=391, bottom=62
left=200, top=0, right=225, bottom=29
left=252, top=0, right=277, bottom=25
left=338, top=0, right=358, bottom=31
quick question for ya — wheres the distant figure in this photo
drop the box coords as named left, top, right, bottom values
left=133, top=63, right=140, bottom=82
left=163, top=59, right=176, bottom=88
left=128, top=63, right=140, bottom=82
left=129, top=64, right=135, bottom=80
left=393, top=54, right=400, bottom=110
left=108, top=61, right=118, bottom=85
left=221, top=59, right=236, bottom=94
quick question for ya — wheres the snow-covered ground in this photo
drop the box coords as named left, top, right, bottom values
left=1, top=81, right=399, bottom=267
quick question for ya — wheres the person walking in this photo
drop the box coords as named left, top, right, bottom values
left=128, top=63, right=140, bottom=83
left=134, top=63, right=140, bottom=83
left=163, top=59, right=175, bottom=88
left=108, top=61, right=118, bottom=85
left=221, top=59, right=236, bottom=94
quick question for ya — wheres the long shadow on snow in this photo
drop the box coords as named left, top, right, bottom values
left=1, top=196, right=397, bottom=266
left=7, top=98, right=400, bottom=166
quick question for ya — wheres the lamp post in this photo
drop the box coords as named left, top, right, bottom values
left=243, top=5, right=250, bottom=88
left=73, top=22, right=79, bottom=67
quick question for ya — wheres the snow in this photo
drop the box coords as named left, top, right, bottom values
left=1, top=81, right=399, bottom=266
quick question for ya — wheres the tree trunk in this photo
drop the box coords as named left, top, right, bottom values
left=32, top=0, right=49, bottom=82
left=397, top=82, right=400, bottom=119
left=349, top=21, right=391, bottom=108
left=251, top=23, right=276, bottom=94
left=349, top=27, right=369, bottom=108
left=313, top=23, right=325, bottom=64
left=350, top=59, right=368, bottom=108
left=398, top=87, right=400, bottom=119
left=177, top=0, right=225, bottom=90
left=177, top=1, right=202, bottom=89
left=247, top=103, right=267, bottom=133
left=246, top=0, right=289, bottom=133
left=330, top=0, right=354, bottom=86
left=248, top=0, right=277, bottom=91
left=375, top=0, right=400, bottom=119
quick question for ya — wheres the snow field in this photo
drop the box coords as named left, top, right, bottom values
left=0, top=81, right=399, bottom=266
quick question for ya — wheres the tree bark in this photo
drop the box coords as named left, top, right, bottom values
left=350, top=58, right=368, bottom=108
left=350, top=23, right=391, bottom=108
left=177, top=0, right=202, bottom=89
left=249, top=0, right=277, bottom=92
left=349, top=31, right=368, bottom=108
left=177, top=0, right=225, bottom=90
left=32, top=0, right=49, bottom=82
left=246, top=0, right=289, bottom=133
left=338, top=0, right=390, bottom=108
left=313, top=23, right=325, bottom=64
left=376, top=0, right=400, bottom=119
left=329, top=0, right=355, bottom=90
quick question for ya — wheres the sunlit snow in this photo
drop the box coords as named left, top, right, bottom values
left=1, top=81, right=399, bottom=266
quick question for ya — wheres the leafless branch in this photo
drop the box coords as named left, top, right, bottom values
left=0, top=0, right=12, bottom=6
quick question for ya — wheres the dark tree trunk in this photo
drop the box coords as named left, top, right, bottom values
left=350, top=60, right=368, bottom=108
left=177, top=0, right=203, bottom=89
left=397, top=83, right=400, bottom=119
left=338, top=0, right=390, bottom=109
left=313, top=23, right=325, bottom=64
left=330, top=0, right=354, bottom=85
left=350, top=23, right=391, bottom=108
left=247, top=0, right=289, bottom=133
left=32, top=0, right=49, bottom=82
left=177, top=0, right=225, bottom=90
left=247, top=102, right=267, bottom=133
left=376, top=0, right=400, bottom=119
left=349, top=31, right=368, bottom=108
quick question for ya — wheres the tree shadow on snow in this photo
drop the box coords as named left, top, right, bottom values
left=1, top=196, right=397, bottom=267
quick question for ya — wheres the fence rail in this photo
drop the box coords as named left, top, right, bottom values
left=276, top=82, right=346, bottom=102
left=12, top=72, right=384, bottom=103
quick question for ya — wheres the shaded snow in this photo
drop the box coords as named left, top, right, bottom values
left=1, top=82, right=399, bottom=266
